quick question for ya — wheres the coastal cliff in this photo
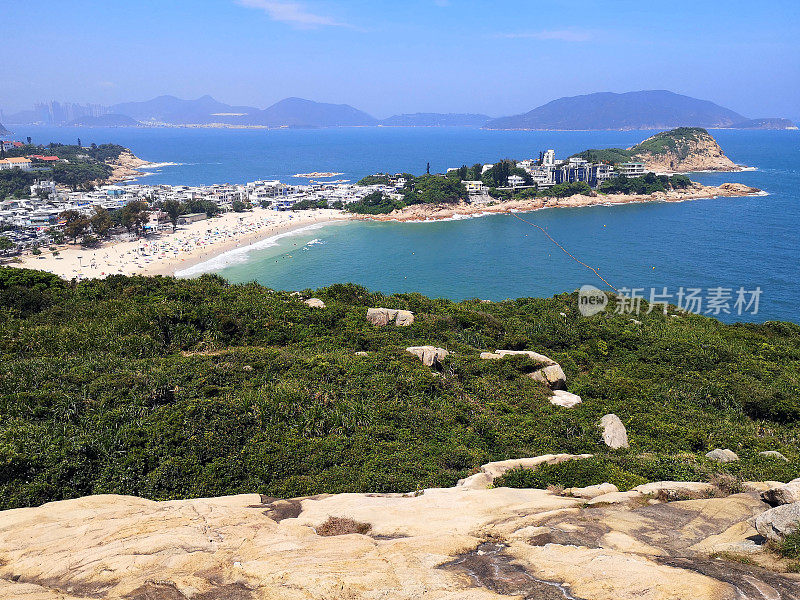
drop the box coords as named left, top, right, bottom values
left=629, top=127, right=740, bottom=172
left=574, top=127, right=742, bottom=173
left=105, top=149, right=152, bottom=183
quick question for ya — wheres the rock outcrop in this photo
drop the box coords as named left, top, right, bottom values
left=760, top=451, right=789, bottom=461
left=457, top=453, right=592, bottom=490
left=366, top=307, right=415, bottom=327
left=304, top=298, right=325, bottom=308
left=752, top=502, right=800, bottom=541
left=630, top=128, right=740, bottom=172
left=550, top=390, right=582, bottom=408
left=705, top=448, right=739, bottom=463
left=599, top=414, right=629, bottom=449
left=406, top=346, right=449, bottom=367
left=2, top=482, right=798, bottom=600
left=480, top=349, right=567, bottom=390
left=761, top=479, right=800, bottom=506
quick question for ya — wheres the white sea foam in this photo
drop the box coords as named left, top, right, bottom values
left=175, top=223, right=329, bottom=277
left=142, top=161, right=183, bottom=168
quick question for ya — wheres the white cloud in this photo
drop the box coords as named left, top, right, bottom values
left=494, top=30, right=592, bottom=42
left=236, top=0, right=347, bottom=28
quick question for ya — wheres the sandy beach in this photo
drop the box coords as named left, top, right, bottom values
left=8, top=182, right=763, bottom=280
left=11, top=209, right=352, bottom=280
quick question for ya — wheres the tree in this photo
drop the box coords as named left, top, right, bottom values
left=162, top=199, right=182, bottom=231
left=59, top=210, right=90, bottom=243
left=0, top=236, right=13, bottom=255
left=77, top=138, right=82, bottom=148
left=426, top=162, right=430, bottom=175
left=48, top=228, right=65, bottom=245
left=471, top=163, right=483, bottom=181
left=120, top=201, right=150, bottom=236
left=90, top=207, right=113, bottom=238
left=185, top=199, right=220, bottom=218
left=232, top=200, right=247, bottom=212
left=403, top=175, right=467, bottom=205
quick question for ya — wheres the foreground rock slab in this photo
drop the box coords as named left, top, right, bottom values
left=1, top=484, right=798, bottom=600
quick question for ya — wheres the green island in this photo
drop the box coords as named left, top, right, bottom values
left=572, top=127, right=719, bottom=164
left=1, top=267, right=797, bottom=510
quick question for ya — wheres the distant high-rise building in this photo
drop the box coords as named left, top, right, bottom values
left=32, top=101, right=109, bottom=124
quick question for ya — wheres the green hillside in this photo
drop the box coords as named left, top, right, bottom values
left=572, top=127, right=714, bottom=165
left=0, top=268, right=798, bottom=509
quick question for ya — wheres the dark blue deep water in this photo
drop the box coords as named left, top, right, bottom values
left=13, top=126, right=800, bottom=323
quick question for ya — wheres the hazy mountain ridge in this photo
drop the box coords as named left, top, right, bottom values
left=484, top=90, right=795, bottom=130
left=379, top=113, right=491, bottom=127
left=0, top=122, right=9, bottom=136
left=68, top=114, right=141, bottom=127
left=729, top=117, right=797, bottom=130
left=4, top=90, right=795, bottom=130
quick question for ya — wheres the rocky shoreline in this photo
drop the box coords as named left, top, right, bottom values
left=105, top=149, right=155, bottom=183
left=356, top=182, right=763, bottom=223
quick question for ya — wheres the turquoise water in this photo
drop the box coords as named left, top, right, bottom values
left=13, top=126, right=800, bottom=323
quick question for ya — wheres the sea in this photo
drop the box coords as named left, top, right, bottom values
left=10, top=125, right=800, bottom=323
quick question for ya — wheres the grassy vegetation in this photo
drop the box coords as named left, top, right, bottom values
left=570, top=148, right=634, bottom=164
left=779, top=531, right=800, bottom=560
left=0, top=268, right=798, bottom=509
left=494, top=453, right=800, bottom=492
left=599, top=173, right=692, bottom=195
left=632, top=127, right=709, bottom=159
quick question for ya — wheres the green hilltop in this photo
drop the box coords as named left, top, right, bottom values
left=0, top=268, right=798, bottom=508
left=572, top=127, right=715, bottom=164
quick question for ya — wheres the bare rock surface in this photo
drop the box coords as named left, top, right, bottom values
left=565, top=482, right=618, bottom=499
left=406, top=346, right=450, bottom=367
left=760, top=450, right=789, bottom=461
left=705, top=448, right=739, bottom=463
left=599, top=414, right=629, bottom=449
left=482, top=349, right=567, bottom=390
left=457, top=453, right=593, bottom=489
left=752, top=502, right=800, bottom=541
left=303, top=298, right=325, bottom=308
left=2, top=483, right=798, bottom=600
left=550, top=390, right=582, bottom=408
left=761, top=480, right=800, bottom=506
left=366, top=307, right=414, bottom=327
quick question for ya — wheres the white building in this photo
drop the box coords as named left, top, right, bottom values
left=463, top=180, right=485, bottom=194
left=507, top=174, right=526, bottom=188
left=0, top=157, right=32, bottom=171
left=617, top=162, right=647, bottom=177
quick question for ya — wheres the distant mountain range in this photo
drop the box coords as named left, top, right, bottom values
left=483, top=90, right=795, bottom=130
left=3, top=90, right=795, bottom=130
left=0, top=122, right=9, bottom=136
left=380, top=113, right=491, bottom=127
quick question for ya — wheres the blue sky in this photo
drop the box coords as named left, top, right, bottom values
left=2, top=0, right=799, bottom=119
